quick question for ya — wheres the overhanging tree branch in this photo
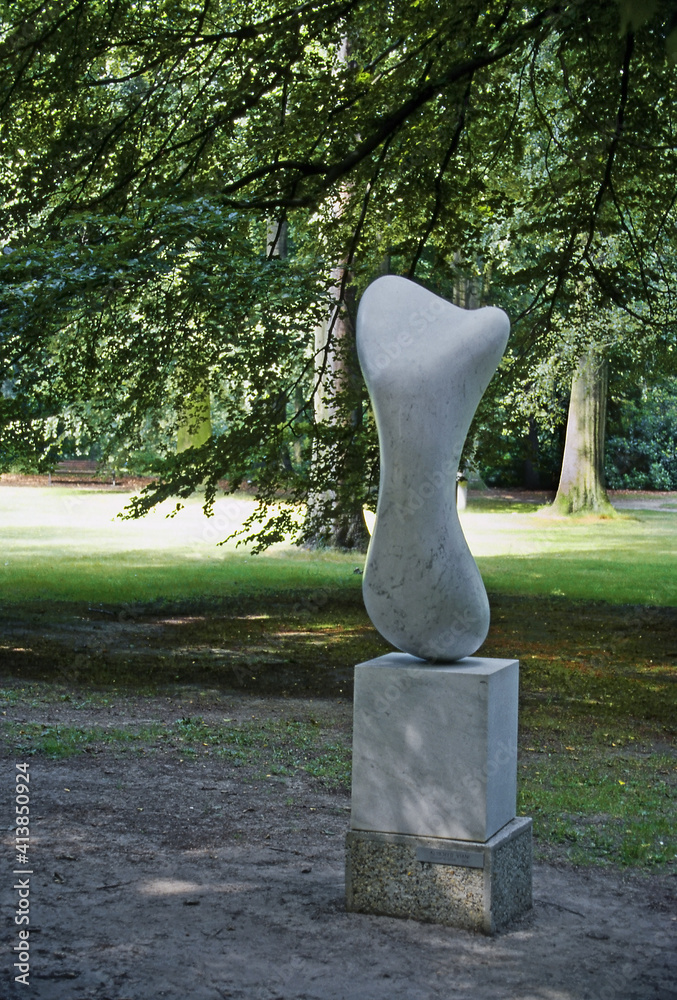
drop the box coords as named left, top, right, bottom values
left=583, top=29, right=634, bottom=255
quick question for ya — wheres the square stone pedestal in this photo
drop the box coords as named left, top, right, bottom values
left=350, top=654, right=519, bottom=842
left=346, top=653, right=532, bottom=933
left=346, top=817, right=532, bottom=934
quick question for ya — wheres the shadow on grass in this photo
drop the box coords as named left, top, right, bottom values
left=0, top=590, right=383, bottom=697
left=1, top=590, right=675, bottom=713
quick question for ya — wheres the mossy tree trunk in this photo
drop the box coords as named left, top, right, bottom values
left=552, top=350, right=616, bottom=516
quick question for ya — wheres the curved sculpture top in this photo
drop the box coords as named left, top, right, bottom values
left=357, top=275, right=510, bottom=662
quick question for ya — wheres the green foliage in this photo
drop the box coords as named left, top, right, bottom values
left=468, top=401, right=565, bottom=489
left=1, top=1, right=676, bottom=540
left=606, top=377, right=677, bottom=488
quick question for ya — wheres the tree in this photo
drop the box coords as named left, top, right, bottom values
left=552, top=349, right=616, bottom=514
left=606, top=375, right=677, bottom=489
left=1, top=0, right=676, bottom=541
left=462, top=5, right=677, bottom=510
left=176, top=387, right=212, bottom=454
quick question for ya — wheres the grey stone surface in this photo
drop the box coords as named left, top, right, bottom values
left=356, top=275, right=509, bottom=662
left=345, top=818, right=533, bottom=935
left=350, top=653, right=518, bottom=842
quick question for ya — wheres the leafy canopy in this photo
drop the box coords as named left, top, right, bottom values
left=1, top=0, right=675, bottom=542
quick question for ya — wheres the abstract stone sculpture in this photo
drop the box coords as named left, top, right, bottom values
left=356, top=275, right=509, bottom=662
left=348, top=280, right=531, bottom=934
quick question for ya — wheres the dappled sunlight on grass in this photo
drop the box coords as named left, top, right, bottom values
left=0, top=487, right=362, bottom=603
left=1, top=486, right=675, bottom=605
left=461, top=508, right=657, bottom=556
left=460, top=508, right=677, bottom=605
left=0, top=486, right=285, bottom=551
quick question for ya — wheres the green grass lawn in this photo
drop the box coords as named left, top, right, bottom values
left=0, top=487, right=363, bottom=604
left=0, top=486, right=675, bottom=605
left=466, top=506, right=677, bottom=606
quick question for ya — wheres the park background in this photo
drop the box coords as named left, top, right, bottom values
left=0, top=1, right=676, bottom=997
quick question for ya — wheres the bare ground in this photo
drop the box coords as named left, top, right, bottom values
left=1, top=689, right=676, bottom=1000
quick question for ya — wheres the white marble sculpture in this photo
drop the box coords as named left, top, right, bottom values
left=356, top=275, right=509, bottom=661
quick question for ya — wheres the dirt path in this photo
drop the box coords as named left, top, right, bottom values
left=2, top=725, right=676, bottom=1000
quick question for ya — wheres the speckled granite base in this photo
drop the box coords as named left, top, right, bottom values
left=345, top=817, right=532, bottom=934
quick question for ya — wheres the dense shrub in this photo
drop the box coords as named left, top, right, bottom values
left=605, top=379, right=677, bottom=490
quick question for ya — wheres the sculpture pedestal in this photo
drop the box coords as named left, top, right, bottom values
left=346, top=820, right=532, bottom=934
left=345, top=654, right=532, bottom=933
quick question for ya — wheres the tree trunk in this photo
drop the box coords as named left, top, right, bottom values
left=266, top=219, right=287, bottom=259
left=302, top=33, right=369, bottom=552
left=524, top=416, right=541, bottom=489
left=552, top=350, right=616, bottom=515
left=266, top=219, right=296, bottom=473
left=303, top=269, right=369, bottom=550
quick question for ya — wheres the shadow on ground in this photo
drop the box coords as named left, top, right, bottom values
left=1, top=592, right=675, bottom=704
